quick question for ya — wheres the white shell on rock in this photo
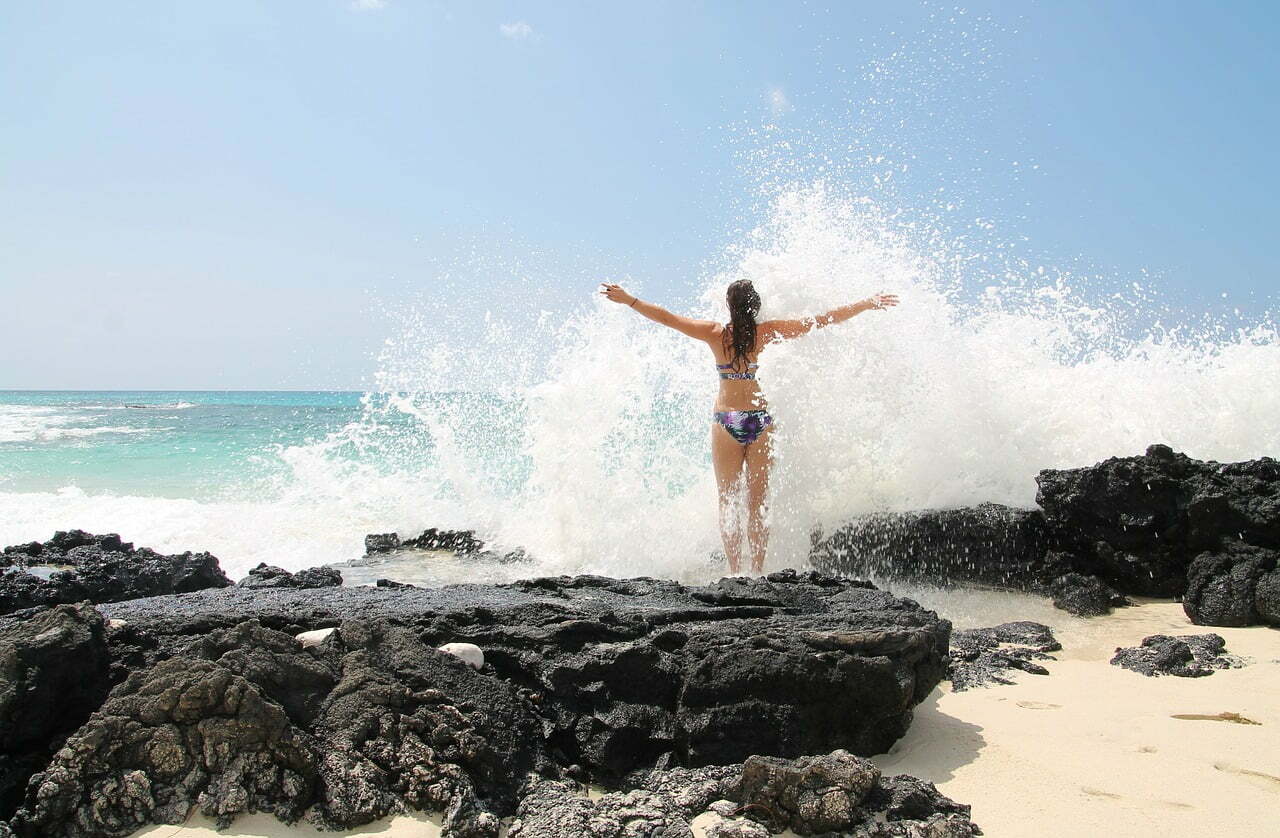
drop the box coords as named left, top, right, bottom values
left=438, top=642, right=484, bottom=670
left=106, top=619, right=128, bottom=630
left=295, top=627, right=336, bottom=649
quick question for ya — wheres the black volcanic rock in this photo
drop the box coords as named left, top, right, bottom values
left=506, top=754, right=977, bottom=838
left=402, top=527, right=485, bottom=554
left=1183, top=543, right=1278, bottom=627
left=0, top=565, right=965, bottom=837
left=97, top=570, right=949, bottom=786
left=1048, top=573, right=1131, bottom=617
left=1036, top=445, right=1280, bottom=600
left=364, top=528, right=485, bottom=557
left=364, top=532, right=401, bottom=554
left=866, top=773, right=974, bottom=823
left=1256, top=568, right=1280, bottom=625
left=9, top=617, right=552, bottom=837
left=10, top=657, right=318, bottom=837
left=947, top=622, right=1060, bottom=691
left=740, top=749, right=880, bottom=834
left=0, top=604, right=111, bottom=820
left=810, top=503, right=1052, bottom=590
left=811, top=447, right=1280, bottom=624
left=1109, top=633, right=1245, bottom=677
left=0, top=532, right=231, bottom=616
left=238, top=563, right=342, bottom=590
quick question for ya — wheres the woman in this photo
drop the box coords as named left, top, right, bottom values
left=601, top=279, right=899, bottom=574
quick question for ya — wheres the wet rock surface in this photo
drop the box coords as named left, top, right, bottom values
left=947, top=622, right=1060, bottom=691
left=237, top=563, right=343, bottom=589
left=0, top=570, right=959, bottom=836
left=0, top=531, right=230, bottom=617
left=813, top=446, right=1280, bottom=625
left=1109, top=633, right=1246, bottom=678
left=810, top=504, right=1052, bottom=591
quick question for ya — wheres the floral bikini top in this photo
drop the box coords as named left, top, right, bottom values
left=716, top=362, right=758, bottom=381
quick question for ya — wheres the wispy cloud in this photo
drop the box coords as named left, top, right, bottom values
left=499, top=21, right=535, bottom=41
left=768, top=86, right=792, bottom=117
left=351, top=0, right=387, bottom=11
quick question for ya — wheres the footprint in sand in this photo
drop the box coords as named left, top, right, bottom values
left=1170, top=711, right=1260, bottom=725
left=1213, top=762, right=1280, bottom=792
left=1137, top=745, right=1158, bottom=754
left=1081, top=786, right=1122, bottom=800
left=1016, top=700, right=1061, bottom=710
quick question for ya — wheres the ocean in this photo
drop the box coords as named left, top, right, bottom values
left=3, top=190, right=1278, bottom=593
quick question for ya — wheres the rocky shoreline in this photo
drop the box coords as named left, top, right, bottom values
left=811, top=445, right=1280, bottom=625
left=1, top=445, right=1277, bottom=836
left=1, top=565, right=970, bottom=837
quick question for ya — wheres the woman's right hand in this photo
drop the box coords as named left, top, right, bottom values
left=600, top=283, right=636, bottom=306
left=866, top=292, right=899, bottom=310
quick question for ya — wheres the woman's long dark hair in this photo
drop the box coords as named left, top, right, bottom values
left=722, top=279, right=761, bottom=373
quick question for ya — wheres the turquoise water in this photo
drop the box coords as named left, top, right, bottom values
left=0, top=391, right=368, bottom=499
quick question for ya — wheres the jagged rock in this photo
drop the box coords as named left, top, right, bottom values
left=1110, top=633, right=1246, bottom=677
left=739, top=749, right=880, bottom=834
left=632, top=764, right=744, bottom=817
left=508, top=756, right=977, bottom=838
left=364, top=528, right=486, bottom=558
left=700, top=811, right=771, bottom=838
left=1036, top=445, right=1280, bottom=599
left=1256, top=569, right=1280, bottom=624
left=8, top=657, right=317, bottom=838
left=947, top=622, right=1059, bottom=691
left=376, top=578, right=417, bottom=589
left=0, top=533, right=230, bottom=616
left=1048, top=573, right=1130, bottom=617
left=2, top=571, right=972, bottom=838
left=506, top=779, right=699, bottom=838
left=364, top=533, right=401, bottom=554
left=8, top=616, right=553, bottom=837
left=0, top=603, right=111, bottom=820
left=810, top=503, right=1051, bottom=590
left=99, top=571, right=949, bottom=786
left=1183, top=543, right=1278, bottom=627
left=402, top=528, right=485, bottom=554
left=866, top=774, right=973, bottom=823
left=309, top=619, right=546, bottom=834
left=810, top=447, right=1278, bottom=622
left=856, top=814, right=983, bottom=837
left=238, top=563, right=342, bottom=590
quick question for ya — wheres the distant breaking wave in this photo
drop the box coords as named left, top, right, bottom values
left=0, top=405, right=173, bottom=444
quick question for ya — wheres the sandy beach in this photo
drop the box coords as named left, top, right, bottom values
left=876, top=601, right=1280, bottom=837
left=123, top=600, right=1279, bottom=838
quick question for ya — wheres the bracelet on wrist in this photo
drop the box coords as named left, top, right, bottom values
left=630, top=297, right=638, bottom=307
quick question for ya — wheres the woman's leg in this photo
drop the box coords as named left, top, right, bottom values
left=710, top=422, right=748, bottom=573
left=744, top=428, right=774, bottom=573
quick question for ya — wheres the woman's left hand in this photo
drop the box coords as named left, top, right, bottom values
left=600, top=283, right=636, bottom=306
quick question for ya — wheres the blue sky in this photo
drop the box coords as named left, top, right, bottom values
left=2, top=1, right=1276, bottom=389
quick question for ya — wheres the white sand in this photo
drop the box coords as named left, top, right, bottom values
left=130, top=811, right=441, bottom=837
left=127, top=601, right=1279, bottom=838
left=874, top=601, right=1280, bottom=837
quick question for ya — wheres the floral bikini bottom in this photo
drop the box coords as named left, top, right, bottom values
left=713, top=409, right=773, bottom=445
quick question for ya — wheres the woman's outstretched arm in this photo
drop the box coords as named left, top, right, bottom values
left=760, top=293, right=899, bottom=341
left=600, top=283, right=718, bottom=342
